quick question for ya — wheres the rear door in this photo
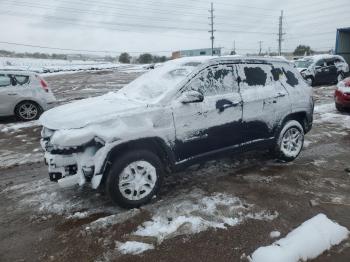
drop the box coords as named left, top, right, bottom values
left=0, top=74, right=17, bottom=115
left=236, top=63, right=290, bottom=142
left=325, top=59, right=338, bottom=83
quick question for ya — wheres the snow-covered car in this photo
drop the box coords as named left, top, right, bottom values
left=335, top=77, right=350, bottom=111
left=295, top=55, right=349, bottom=86
left=0, top=70, right=56, bottom=121
left=40, top=56, right=314, bottom=208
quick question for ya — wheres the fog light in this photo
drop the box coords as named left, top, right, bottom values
left=82, top=166, right=95, bottom=179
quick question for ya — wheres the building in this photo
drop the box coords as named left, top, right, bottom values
left=335, top=27, right=350, bottom=65
left=172, top=48, right=221, bottom=59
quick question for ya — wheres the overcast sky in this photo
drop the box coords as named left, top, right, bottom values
left=0, top=0, right=349, bottom=56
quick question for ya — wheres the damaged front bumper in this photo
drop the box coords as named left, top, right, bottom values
left=41, top=137, right=104, bottom=189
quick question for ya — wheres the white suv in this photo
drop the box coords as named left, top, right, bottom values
left=40, top=56, right=314, bottom=208
left=0, top=70, right=56, bottom=121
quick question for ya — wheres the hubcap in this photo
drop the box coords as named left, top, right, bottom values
left=19, top=103, right=38, bottom=120
left=118, top=161, right=157, bottom=201
left=281, top=127, right=303, bottom=157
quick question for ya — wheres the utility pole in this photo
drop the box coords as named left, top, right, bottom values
left=278, top=10, right=284, bottom=56
left=231, top=40, right=236, bottom=55
left=208, top=2, right=215, bottom=56
left=258, top=41, right=263, bottom=55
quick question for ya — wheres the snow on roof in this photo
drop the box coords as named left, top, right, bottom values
left=250, top=213, right=349, bottom=262
left=302, top=54, right=343, bottom=62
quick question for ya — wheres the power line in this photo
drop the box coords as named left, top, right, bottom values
left=0, top=40, right=173, bottom=54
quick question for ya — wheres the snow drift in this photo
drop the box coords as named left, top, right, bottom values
left=250, top=213, right=349, bottom=262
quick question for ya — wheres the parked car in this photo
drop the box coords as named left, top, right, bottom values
left=335, top=77, right=350, bottom=111
left=0, top=70, right=56, bottom=121
left=40, top=56, right=314, bottom=208
left=295, top=55, right=349, bottom=86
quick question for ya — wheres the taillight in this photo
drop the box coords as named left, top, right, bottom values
left=40, top=78, right=49, bottom=92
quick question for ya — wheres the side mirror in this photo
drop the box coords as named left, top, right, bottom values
left=179, top=90, right=204, bottom=104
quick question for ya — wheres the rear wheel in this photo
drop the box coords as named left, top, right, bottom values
left=305, top=77, right=314, bottom=86
left=336, top=103, right=344, bottom=112
left=106, top=150, right=164, bottom=209
left=337, top=73, right=344, bottom=83
left=273, top=120, right=304, bottom=162
left=15, top=101, right=42, bottom=121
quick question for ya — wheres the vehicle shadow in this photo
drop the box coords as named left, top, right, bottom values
left=0, top=116, right=20, bottom=124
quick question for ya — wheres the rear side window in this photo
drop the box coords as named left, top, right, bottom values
left=14, top=75, right=29, bottom=85
left=326, top=60, right=335, bottom=66
left=187, top=65, right=238, bottom=96
left=243, top=67, right=267, bottom=86
left=0, top=74, right=11, bottom=87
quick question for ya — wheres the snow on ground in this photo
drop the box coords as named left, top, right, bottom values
left=0, top=56, right=120, bottom=74
left=117, top=241, right=154, bottom=255
left=249, top=213, right=349, bottom=262
left=0, top=150, right=42, bottom=168
left=0, top=120, right=40, bottom=133
left=314, top=102, right=350, bottom=129
left=113, top=190, right=278, bottom=255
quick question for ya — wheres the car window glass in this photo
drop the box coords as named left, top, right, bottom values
left=315, top=60, right=325, bottom=67
left=14, top=75, right=29, bottom=85
left=186, top=65, right=237, bottom=96
left=282, top=67, right=299, bottom=87
left=0, top=74, right=11, bottom=87
left=236, top=64, right=274, bottom=89
left=326, top=60, right=335, bottom=66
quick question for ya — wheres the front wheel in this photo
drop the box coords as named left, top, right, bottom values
left=273, top=120, right=304, bottom=162
left=106, top=150, right=164, bottom=209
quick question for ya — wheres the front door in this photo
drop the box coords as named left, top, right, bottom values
left=172, top=65, right=243, bottom=161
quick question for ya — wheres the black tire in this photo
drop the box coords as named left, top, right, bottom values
left=335, top=103, right=344, bottom=112
left=106, top=149, right=164, bottom=209
left=273, top=120, right=304, bottom=162
left=15, top=101, right=42, bottom=121
left=337, top=73, right=344, bottom=84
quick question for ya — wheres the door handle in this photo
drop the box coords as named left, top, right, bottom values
left=7, top=93, right=18, bottom=96
left=274, top=92, right=286, bottom=98
left=216, top=99, right=241, bottom=113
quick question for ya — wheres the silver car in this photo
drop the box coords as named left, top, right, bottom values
left=0, top=70, right=56, bottom=121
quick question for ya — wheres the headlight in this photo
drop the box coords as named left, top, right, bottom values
left=41, top=127, right=55, bottom=139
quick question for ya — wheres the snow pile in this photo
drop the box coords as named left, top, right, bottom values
left=117, top=241, right=154, bottom=255
left=117, top=192, right=278, bottom=255
left=250, top=213, right=349, bottom=262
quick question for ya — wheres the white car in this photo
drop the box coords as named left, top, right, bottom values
left=40, top=56, right=314, bottom=208
left=0, top=70, right=56, bottom=121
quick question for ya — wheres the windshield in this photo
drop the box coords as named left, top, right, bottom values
left=117, top=57, right=211, bottom=102
left=295, top=59, right=313, bottom=69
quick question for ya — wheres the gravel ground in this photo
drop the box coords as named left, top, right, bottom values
left=0, top=71, right=349, bottom=262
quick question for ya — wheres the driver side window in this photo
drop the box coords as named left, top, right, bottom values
left=315, top=60, right=325, bottom=67
left=185, top=65, right=237, bottom=96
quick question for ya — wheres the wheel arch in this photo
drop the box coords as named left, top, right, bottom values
left=99, top=137, right=175, bottom=188
left=278, top=111, right=310, bottom=135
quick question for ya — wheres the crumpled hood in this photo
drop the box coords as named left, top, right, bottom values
left=40, top=93, right=147, bottom=130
